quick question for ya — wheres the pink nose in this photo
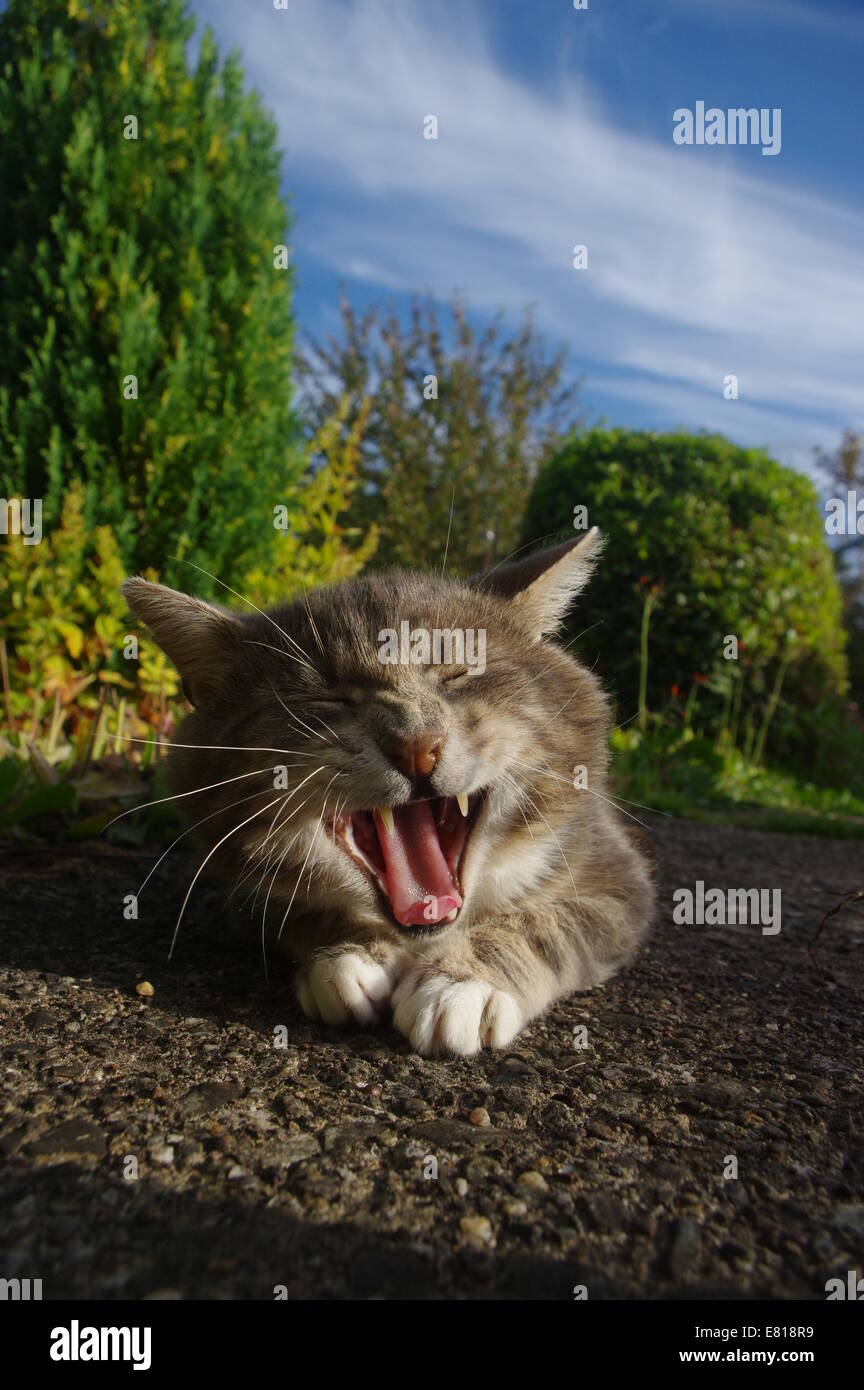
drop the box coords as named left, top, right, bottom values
left=380, top=731, right=445, bottom=782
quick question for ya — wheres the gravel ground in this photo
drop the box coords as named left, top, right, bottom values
left=0, top=818, right=862, bottom=1300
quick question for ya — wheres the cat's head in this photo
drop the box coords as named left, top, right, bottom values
left=123, top=530, right=609, bottom=940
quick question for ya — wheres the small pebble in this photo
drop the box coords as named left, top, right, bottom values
left=455, top=1178, right=469, bottom=1197
left=135, top=981, right=155, bottom=998
left=149, top=1144, right=174, bottom=1166
left=469, top=1107, right=491, bottom=1127
left=518, top=1170, right=549, bottom=1194
left=460, top=1215, right=494, bottom=1246
left=227, top=1165, right=245, bottom=1180
left=504, top=1200, right=529, bottom=1218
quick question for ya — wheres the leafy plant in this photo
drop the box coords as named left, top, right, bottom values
left=297, top=293, right=579, bottom=573
left=241, top=399, right=378, bottom=606
left=0, top=402, right=377, bottom=841
left=0, top=478, right=179, bottom=754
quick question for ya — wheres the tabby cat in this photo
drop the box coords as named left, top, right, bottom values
left=123, top=528, right=654, bottom=1057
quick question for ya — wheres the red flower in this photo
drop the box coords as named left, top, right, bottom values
left=692, top=673, right=707, bottom=684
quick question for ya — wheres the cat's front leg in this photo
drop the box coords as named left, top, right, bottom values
left=392, top=896, right=647, bottom=1058
left=293, top=934, right=408, bottom=1028
left=392, top=965, right=523, bottom=1057
left=391, top=916, right=546, bottom=1057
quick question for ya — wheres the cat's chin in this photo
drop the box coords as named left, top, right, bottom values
left=328, top=790, right=488, bottom=934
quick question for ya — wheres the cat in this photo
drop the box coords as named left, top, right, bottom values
left=123, top=528, right=654, bottom=1057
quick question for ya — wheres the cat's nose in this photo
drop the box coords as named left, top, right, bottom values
left=380, top=730, right=446, bottom=783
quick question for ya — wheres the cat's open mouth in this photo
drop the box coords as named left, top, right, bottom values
left=330, top=792, right=486, bottom=931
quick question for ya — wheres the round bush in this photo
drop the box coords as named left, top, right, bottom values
left=521, top=428, right=847, bottom=746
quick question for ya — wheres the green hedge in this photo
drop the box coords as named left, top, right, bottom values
left=0, top=0, right=299, bottom=593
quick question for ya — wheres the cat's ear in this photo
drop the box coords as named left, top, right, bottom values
left=122, top=578, right=244, bottom=708
left=478, top=528, right=604, bottom=641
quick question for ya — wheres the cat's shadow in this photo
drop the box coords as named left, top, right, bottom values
left=1, top=843, right=399, bottom=1054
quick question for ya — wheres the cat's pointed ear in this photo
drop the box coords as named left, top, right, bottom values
left=478, top=528, right=604, bottom=641
left=122, top=578, right=244, bottom=708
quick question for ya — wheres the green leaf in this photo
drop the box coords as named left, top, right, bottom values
left=0, top=756, right=26, bottom=809
left=1, top=782, right=78, bottom=823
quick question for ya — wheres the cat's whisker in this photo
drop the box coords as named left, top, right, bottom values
left=226, top=766, right=330, bottom=898
left=249, top=767, right=336, bottom=918
left=607, top=791, right=669, bottom=816
left=260, top=847, right=291, bottom=979
left=531, top=689, right=582, bottom=731
left=501, top=622, right=604, bottom=713
left=306, top=821, right=326, bottom=894
left=259, top=815, right=315, bottom=980
left=518, top=773, right=554, bottom=815
left=517, top=754, right=653, bottom=831
left=441, top=475, right=456, bottom=581
left=513, top=757, right=669, bottom=820
left=511, top=757, right=580, bottom=800
left=574, top=785, right=653, bottom=832
left=114, top=734, right=316, bottom=758
left=241, top=768, right=341, bottom=907
left=135, top=788, right=274, bottom=903
left=175, top=557, right=317, bottom=671
left=309, top=711, right=343, bottom=745
left=244, top=638, right=316, bottom=675
left=267, top=679, right=333, bottom=746
left=276, top=793, right=334, bottom=940
left=104, top=763, right=305, bottom=828
left=474, top=529, right=566, bottom=589
left=262, top=827, right=303, bottom=934
left=329, top=792, right=345, bottom=847
left=518, top=784, right=588, bottom=925
left=242, top=840, right=278, bottom=915
left=301, top=586, right=327, bottom=660
left=302, top=781, right=340, bottom=899
left=258, top=767, right=338, bottom=849
left=611, top=707, right=642, bottom=734
left=169, top=793, right=286, bottom=960
left=232, top=818, right=288, bottom=903
left=501, top=772, right=536, bottom=840
left=431, top=475, right=457, bottom=631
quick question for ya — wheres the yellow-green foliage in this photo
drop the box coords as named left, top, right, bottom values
left=1, top=402, right=377, bottom=772
left=0, top=480, right=179, bottom=761
left=242, top=400, right=378, bottom=607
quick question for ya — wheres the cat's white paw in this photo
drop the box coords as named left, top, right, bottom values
left=296, top=951, right=394, bottom=1027
left=392, top=970, right=522, bottom=1058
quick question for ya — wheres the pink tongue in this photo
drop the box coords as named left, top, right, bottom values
left=375, top=802, right=462, bottom=926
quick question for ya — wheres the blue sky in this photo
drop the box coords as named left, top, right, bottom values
left=190, top=0, right=864, bottom=479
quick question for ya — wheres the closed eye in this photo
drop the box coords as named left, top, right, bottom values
left=442, top=661, right=505, bottom=689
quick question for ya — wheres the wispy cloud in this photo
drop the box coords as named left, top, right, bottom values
left=196, top=0, right=864, bottom=457
left=676, top=0, right=864, bottom=41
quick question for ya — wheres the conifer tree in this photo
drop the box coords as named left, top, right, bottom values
left=0, top=0, right=300, bottom=594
